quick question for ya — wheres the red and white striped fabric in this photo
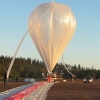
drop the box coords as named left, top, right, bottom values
left=5, top=82, right=45, bottom=100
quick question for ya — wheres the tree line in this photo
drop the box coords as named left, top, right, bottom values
left=0, top=55, right=100, bottom=79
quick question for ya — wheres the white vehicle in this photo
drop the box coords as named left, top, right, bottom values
left=84, top=76, right=93, bottom=83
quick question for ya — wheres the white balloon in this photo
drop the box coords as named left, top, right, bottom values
left=28, top=2, right=76, bottom=73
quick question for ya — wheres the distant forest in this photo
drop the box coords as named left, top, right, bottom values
left=0, top=55, right=100, bottom=79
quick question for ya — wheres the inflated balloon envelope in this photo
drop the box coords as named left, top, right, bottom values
left=28, top=2, right=76, bottom=73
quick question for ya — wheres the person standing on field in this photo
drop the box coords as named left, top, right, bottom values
left=4, top=70, right=8, bottom=87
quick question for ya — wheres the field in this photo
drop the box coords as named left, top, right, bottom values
left=0, top=79, right=100, bottom=100
left=46, top=79, right=100, bottom=100
left=0, top=81, right=30, bottom=93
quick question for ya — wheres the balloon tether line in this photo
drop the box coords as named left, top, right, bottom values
left=62, top=54, right=75, bottom=77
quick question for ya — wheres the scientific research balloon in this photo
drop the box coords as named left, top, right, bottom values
left=28, top=2, right=76, bottom=73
